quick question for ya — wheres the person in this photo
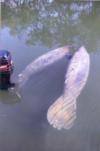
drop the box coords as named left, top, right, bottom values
left=0, top=50, right=15, bottom=90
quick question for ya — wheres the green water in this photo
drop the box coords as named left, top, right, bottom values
left=0, top=1, right=100, bottom=151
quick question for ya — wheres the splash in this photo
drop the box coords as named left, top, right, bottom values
left=47, top=46, right=90, bottom=130
left=18, top=46, right=70, bottom=87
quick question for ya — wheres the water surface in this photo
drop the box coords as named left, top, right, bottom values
left=0, top=1, right=100, bottom=151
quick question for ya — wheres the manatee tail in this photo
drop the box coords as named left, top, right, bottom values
left=47, top=46, right=90, bottom=130
left=47, top=96, right=76, bottom=130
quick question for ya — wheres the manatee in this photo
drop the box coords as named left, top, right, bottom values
left=18, top=46, right=70, bottom=87
left=47, top=46, right=90, bottom=130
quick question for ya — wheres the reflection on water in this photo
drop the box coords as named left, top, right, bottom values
left=47, top=47, right=90, bottom=130
left=18, top=46, right=70, bottom=87
left=1, top=1, right=95, bottom=50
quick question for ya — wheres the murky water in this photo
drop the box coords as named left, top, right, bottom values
left=0, top=1, right=100, bottom=151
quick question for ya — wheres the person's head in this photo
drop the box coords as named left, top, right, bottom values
left=0, top=50, right=11, bottom=65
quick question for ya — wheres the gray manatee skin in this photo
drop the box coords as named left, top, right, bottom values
left=64, top=46, right=90, bottom=99
left=47, top=46, right=90, bottom=130
left=18, top=46, right=70, bottom=87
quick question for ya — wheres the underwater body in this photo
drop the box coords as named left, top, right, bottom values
left=18, top=46, right=70, bottom=87
left=17, top=46, right=90, bottom=130
left=47, top=46, right=90, bottom=130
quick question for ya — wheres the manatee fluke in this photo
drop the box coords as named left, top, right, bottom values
left=47, top=96, right=76, bottom=130
left=47, top=46, right=90, bottom=130
left=18, top=46, right=70, bottom=87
